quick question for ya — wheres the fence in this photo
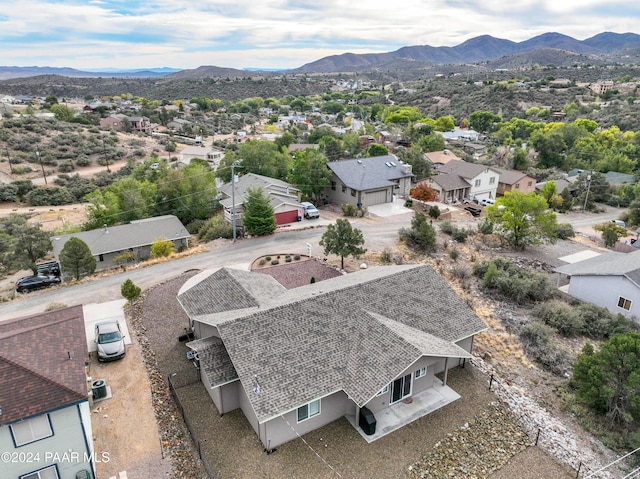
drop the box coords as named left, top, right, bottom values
left=471, top=355, right=638, bottom=478
left=167, top=372, right=218, bottom=479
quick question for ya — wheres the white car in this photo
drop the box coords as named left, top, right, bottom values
left=95, top=320, right=126, bottom=362
left=301, top=202, right=320, bottom=219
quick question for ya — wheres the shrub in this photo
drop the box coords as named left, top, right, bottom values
left=450, top=264, right=471, bottom=280
left=121, top=279, right=141, bottom=302
left=449, top=249, right=459, bottom=261
left=478, top=218, right=494, bottom=234
left=259, top=259, right=266, bottom=266
left=294, top=255, right=301, bottom=260
left=556, top=222, right=575, bottom=240
left=341, top=203, right=367, bottom=217
left=451, top=228, right=469, bottom=242
left=266, top=256, right=272, bottom=261
left=150, top=237, right=174, bottom=258
left=58, top=160, right=74, bottom=173
left=271, top=259, right=279, bottom=265
left=439, top=220, right=455, bottom=235
left=380, top=248, right=393, bottom=264
left=533, top=301, right=584, bottom=337
left=310, top=276, right=316, bottom=283
left=197, top=216, right=234, bottom=241
left=520, top=321, right=570, bottom=375
left=285, top=256, right=292, bottom=262
left=75, top=155, right=91, bottom=167
left=428, top=205, right=441, bottom=219
left=404, top=199, right=413, bottom=208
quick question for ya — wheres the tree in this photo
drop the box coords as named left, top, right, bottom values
left=572, top=333, right=640, bottom=430
left=469, top=111, right=501, bottom=133
left=58, top=237, right=96, bottom=280
left=410, top=183, right=439, bottom=202
left=3, top=214, right=51, bottom=273
left=405, top=211, right=437, bottom=251
left=538, top=181, right=557, bottom=204
left=486, top=191, right=558, bottom=249
left=320, top=218, right=366, bottom=269
left=366, top=144, right=389, bottom=157
left=242, top=187, right=276, bottom=236
left=121, top=279, right=141, bottom=302
left=593, top=222, right=627, bottom=248
left=288, top=149, right=330, bottom=204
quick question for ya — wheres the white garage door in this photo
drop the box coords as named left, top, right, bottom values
left=364, top=189, right=389, bottom=206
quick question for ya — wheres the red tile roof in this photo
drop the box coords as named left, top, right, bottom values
left=0, top=305, right=89, bottom=425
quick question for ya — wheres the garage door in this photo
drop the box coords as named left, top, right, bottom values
left=275, top=210, right=300, bottom=225
left=364, top=189, right=389, bottom=206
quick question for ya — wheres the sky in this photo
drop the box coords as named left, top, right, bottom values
left=2, top=1, right=640, bottom=71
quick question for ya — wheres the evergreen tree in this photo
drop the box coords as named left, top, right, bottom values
left=242, top=187, right=276, bottom=236
left=319, top=219, right=366, bottom=269
left=59, top=237, right=96, bottom=280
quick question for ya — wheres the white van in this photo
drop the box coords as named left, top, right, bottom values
left=480, top=198, right=495, bottom=206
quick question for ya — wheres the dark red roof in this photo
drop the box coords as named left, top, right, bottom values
left=0, top=305, right=89, bottom=425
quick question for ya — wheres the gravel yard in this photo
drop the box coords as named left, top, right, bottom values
left=129, top=261, right=577, bottom=479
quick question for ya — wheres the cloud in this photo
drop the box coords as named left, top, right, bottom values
left=1, top=0, right=638, bottom=69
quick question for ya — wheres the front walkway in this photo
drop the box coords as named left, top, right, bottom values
left=346, top=379, right=460, bottom=443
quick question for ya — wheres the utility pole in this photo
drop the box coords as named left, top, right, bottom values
left=231, top=161, right=243, bottom=242
left=102, top=138, right=110, bottom=172
left=5, top=146, right=13, bottom=174
left=582, top=172, right=592, bottom=212
left=36, top=147, right=47, bottom=184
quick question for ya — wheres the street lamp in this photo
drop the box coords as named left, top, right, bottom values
left=231, top=161, right=243, bottom=242
left=36, top=147, right=47, bottom=184
left=582, top=172, right=592, bottom=212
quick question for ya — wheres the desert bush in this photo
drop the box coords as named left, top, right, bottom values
left=520, top=321, right=570, bottom=375
left=556, top=222, right=575, bottom=239
left=533, top=301, right=584, bottom=337
left=474, top=258, right=556, bottom=304
left=271, top=259, right=279, bottom=265
left=58, top=160, right=74, bottom=173
left=449, top=249, right=459, bottom=261
left=380, top=248, right=393, bottom=264
left=428, top=205, right=441, bottom=219
left=75, top=155, right=91, bottom=167
left=341, top=203, right=367, bottom=217
left=150, top=237, right=174, bottom=258
left=477, top=218, right=494, bottom=234
left=198, top=216, right=234, bottom=241
left=450, top=264, right=471, bottom=280
left=294, top=255, right=301, bottom=260
left=439, top=220, right=455, bottom=235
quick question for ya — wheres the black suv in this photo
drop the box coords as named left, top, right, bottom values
left=16, top=275, right=61, bottom=293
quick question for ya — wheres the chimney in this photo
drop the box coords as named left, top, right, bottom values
left=401, top=164, right=413, bottom=175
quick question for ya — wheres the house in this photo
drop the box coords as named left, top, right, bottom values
left=167, top=118, right=193, bottom=132
left=604, top=171, right=635, bottom=185
left=325, top=155, right=414, bottom=207
left=178, top=264, right=487, bottom=448
left=128, top=116, right=153, bottom=134
left=555, top=250, right=640, bottom=319
left=217, top=173, right=304, bottom=226
left=422, top=174, right=471, bottom=204
left=179, top=146, right=224, bottom=169
left=99, top=114, right=152, bottom=133
left=431, top=160, right=500, bottom=203
left=424, top=150, right=462, bottom=169
left=438, top=128, right=481, bottom=142
left=535, top=179, right=573, bottom=195
left=0, top=305, right=95, bottom=479
left=493, top=167, right=537, bottom=196
left=50, top=215, right=190, bottom=273
left=99, top=114, right=127, bottom=130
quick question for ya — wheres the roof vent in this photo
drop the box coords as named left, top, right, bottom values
left=357, top=160, right=362, bottom=164
left=253, top=375, right=261, bottom=394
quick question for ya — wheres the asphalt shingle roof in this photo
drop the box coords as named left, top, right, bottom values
left=327, top=155, right=413, bottom=191
left=50, top=215, right=189, bottom=258
left=555, top=249, right=640, bottom=286
left=218, top=173, right=302, bottom=210
left=427, top=173, right=471, bottom=191
left=179, top=265, right=486, bottom=423
left=0, top=306, right=89, bottom=425
left=439, top=160, right=499, bottom=179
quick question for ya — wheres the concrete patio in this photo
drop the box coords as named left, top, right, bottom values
left=347, top=378, right=461, bottom=443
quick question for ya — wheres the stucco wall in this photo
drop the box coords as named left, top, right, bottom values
left=568, top=275, right=639, bottom=319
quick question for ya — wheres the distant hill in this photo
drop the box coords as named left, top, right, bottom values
left=1, top=31, right=639, bottom=81
left=291, top=31, right=640, bottom=73
left=0, top=66, right=179, bottom=80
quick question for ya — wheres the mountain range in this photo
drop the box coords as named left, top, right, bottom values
left=1, top=31, right=639, bottom=80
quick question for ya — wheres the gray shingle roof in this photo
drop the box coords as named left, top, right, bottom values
left=492, top=167, right=531, bottom=185
left=218, top=173, right=302, bottom=210
left=180, top=265, right=486, bottom=423
left=327, top=155, right=413, bottom=191
left=439, top=160, right=499, bottom=180
left=427, top=173, right=471, bottom=191
left=555, top=249, right=640, bottom=286
left=50, top=215, right=189, bottom=258
left=186, top=336, right=238, bottom=387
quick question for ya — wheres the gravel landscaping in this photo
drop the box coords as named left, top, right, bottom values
left=126, top=260, right=579, bottom=479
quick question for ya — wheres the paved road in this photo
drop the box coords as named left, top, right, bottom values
left=0, top=203, right=626, bottom=322
left=0, top=212, right=413, bottom=321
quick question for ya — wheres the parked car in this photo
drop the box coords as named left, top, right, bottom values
left=301, top=202, right=320, bottom=219
left=612, top=219, right=627, bottom=228
left=480, top=198, right=495, bottom=206
left=95, top=320, right=126, bottom=361
left=15, top=275, right=61, bottom=293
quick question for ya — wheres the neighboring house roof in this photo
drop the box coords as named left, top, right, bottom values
left=426, top=173, right=471, bottom=192
left=50, top=215, right=189, bottom=258
left=424, top=150, right=462, bottom=166
left=555, top=250, right=640, bottom=286
left=218, top=173, right=301, bottom=210
left=605, top=171, right=635, bottom=185
left=438, top=160, right=499, bottom=180
left=327, top=155, right=413, bottom=191
left=535, top=179, right=572, bottom=194
left=180, top=264, right=486, bottom=423
left=0, top=305, right=89, bottom=425
left=493, top=167, right=532, bottom=185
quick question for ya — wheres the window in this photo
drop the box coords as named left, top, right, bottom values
left=351, top=188, right=356, bottom=197
left=375, top=385, right=389, bottom=396
left=21, top=465, right=59, bottom=479
left=489, top=177, right=495, bottom=185
left=474, top=179, right=481, bottom=187
left=331, top=181, right=336, bottom=191
left=515, top=183, right=520, bottom=189
left=341, top=184, right=347, bottom=193
left=10, top=414, right=53, bottom=447
left=528, top=181, right=533, bottom=187
left=414, top=367, right=427, bottom=379
left=618, top=296, right=632, bottom=311
left=98, top=254, right=104, bottom=262
left=297, top=399, right=320, bottom=422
